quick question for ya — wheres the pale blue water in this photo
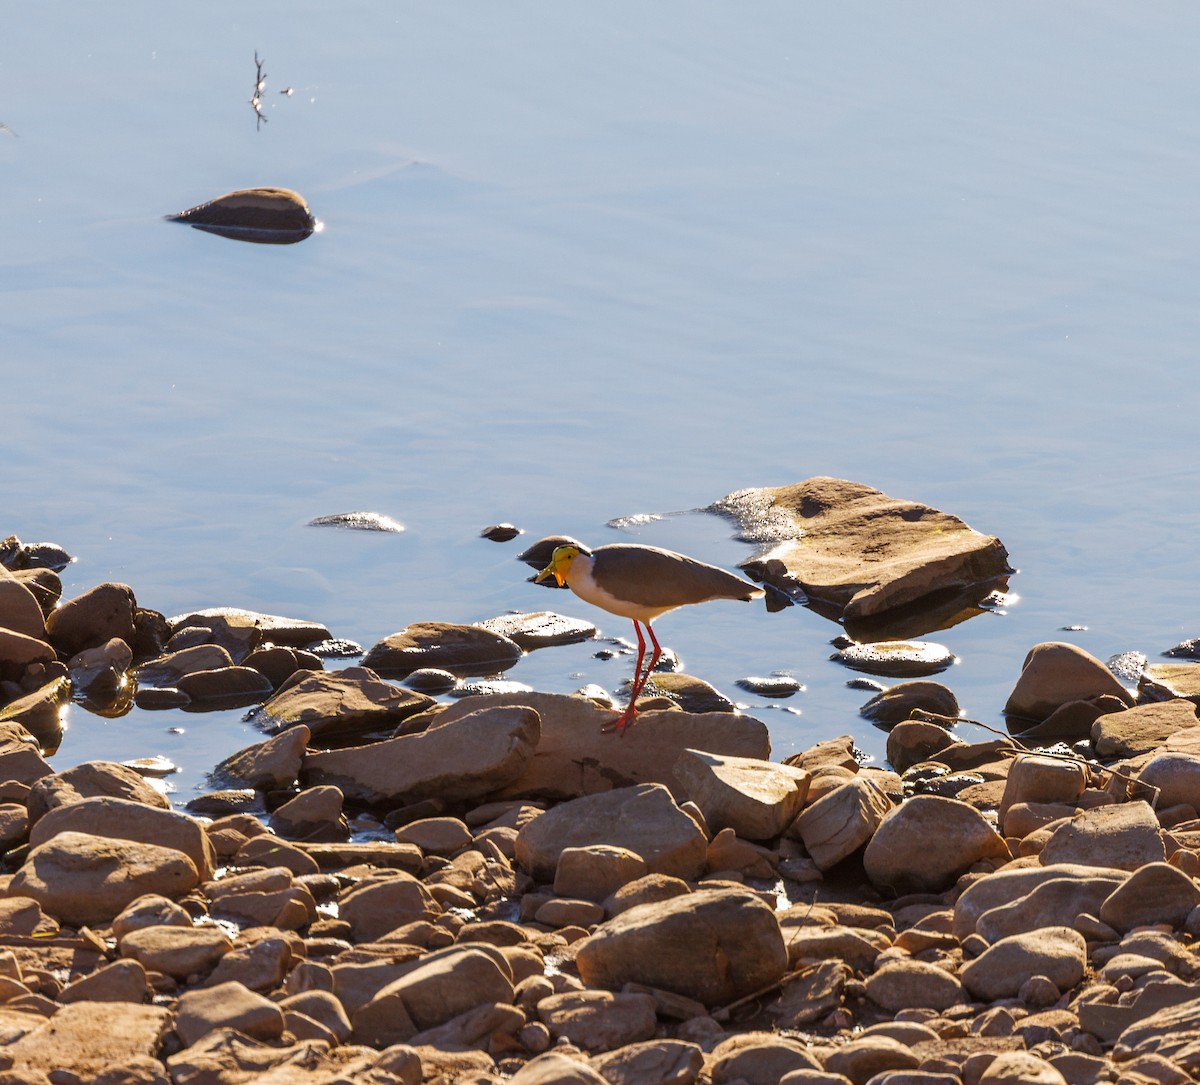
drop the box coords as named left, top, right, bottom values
left=3, top=3, right=1198, bottom=800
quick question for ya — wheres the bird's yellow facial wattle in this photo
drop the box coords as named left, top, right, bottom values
left=536, top=544, right=580, bottom=587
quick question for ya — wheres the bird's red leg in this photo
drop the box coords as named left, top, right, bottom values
left=605, top=621, right=647, bottom=734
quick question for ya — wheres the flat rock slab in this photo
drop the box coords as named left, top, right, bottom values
left=303, top=704, right=539, bottom=804
left=416, top=691, right=770, bottom=800
left=4, top=1001, right=171, bottom=1077
left=516, top=783, right=708, bottom=881
left=250, top=666, right=434, bottom=742
left=719, top=477, right=1010, bottom=623
left=1140, top=663, right=1200, bottom=706
left=475, top=611, right=597, bottom=650
left=169, top=606, right=331, bottom=648
left=834, top=640, right=956, bottom=678
left=1092, top=699, right=1200, bottom=758
left=362, top=621, right=523, bottom=678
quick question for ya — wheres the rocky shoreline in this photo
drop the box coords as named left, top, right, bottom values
left=4, top=501, right=1200, bottom=1084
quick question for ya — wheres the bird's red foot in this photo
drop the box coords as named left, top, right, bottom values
left=602, top=707, right=638, bottom=736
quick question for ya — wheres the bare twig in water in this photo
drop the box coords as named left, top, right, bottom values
left=250, top=51, right=268, bottom=129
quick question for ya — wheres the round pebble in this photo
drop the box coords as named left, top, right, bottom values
left=403, top=668, right=459, bottom=694
left=833, top=640, right=957, bottom=678
left=481, top=523, right=523, bottom=542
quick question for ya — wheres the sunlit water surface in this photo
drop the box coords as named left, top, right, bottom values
left=3, top=3, right=1198, bottom=802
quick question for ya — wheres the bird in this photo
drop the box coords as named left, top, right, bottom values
left=535, top=542, right=764, bottom=733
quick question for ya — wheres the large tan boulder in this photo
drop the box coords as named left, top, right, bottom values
left=212, top=724, right=310, bottom=790
left=1004, top=642, right=1134, bottom=723
left=721, top=477, right=1010, bottom=624
left=0, top=570, right=46, bottom=639
left=1037, top=802, right=1165, bottom=870
left=44, top=582, right=137, bottom=657
left=673, top=749, right=809, bottom=840
left=175, top=980, right=286, bottom=1046
left=863, top=794, right=1009, bottom=894
left=576, top=887, right=786, bottom=1006
left=11, top=831, right=199, bottom=926
left=960, top=926, right=1086, bottom=1001
left=361, top=621, right=523, bottom=678
left=26, top=760, right=170, bottom=824
left=3, top=1002, right=171, bottom=1079
left=303, top=704, right=539, bottom=804
left=788, top=777, right=893, bottom=870
left=515, top=784, right=707, bottom=882
left=413, top=691, right=770, bottom=800
left=1092, top=699, right=1200, bottom=759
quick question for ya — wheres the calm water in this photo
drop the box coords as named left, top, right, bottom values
left=3, top=4, right=1198, bottom=800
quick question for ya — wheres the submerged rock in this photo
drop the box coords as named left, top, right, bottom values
left=721, top=477, right=1011, bottom=632
left=834, top=639, right=956, bottom=677
left=307, top=511, right=405, bottom=532
left=167, top=187, right=318, bottom=244
left=476, top=611, right=596, bottom=650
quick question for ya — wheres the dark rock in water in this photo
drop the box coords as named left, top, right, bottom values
left=134, top=687, right=191, bottom=710
left=68, top=638, right=133, bottom=698
left=516, top=536, right=587, bottom=587
left=306, top=638, right=364, bottom=658
left=644, top=673, right=736, bottom=714
left=717, top=478, right=1011, bottom=636
left=1107, top=651, right=1147, bottom=683
left=833, top=640, right=956, bottom=678
left=166, top=187, right=318, bottom=244
left=169, top=608, right=331, bottom=651
left=186, top=790, right=266, bottom=817
left=0, top=536, right=74, bottom=573
left=449, top=679, right=535, bottom=698
left=859, top=680, right=960, bottom=727
left=476, top=611, right=596, bottom=651
left=307, top=511, right=405, bottom=533
left=0, top=678, right=68, bottom=750
left=6, top=567, right=62, bottom=615
left=362, top=622, right=523, bottom=679
left=735, top=675, right=804, bottom=699
left=403, top=668, right=459, bottom=694
left=1139, top=663, right=1200, bottom=707
left=45, top=582, right=138, bottom=658
left=176, top=666, right=274, bottom=709
left=846, top=677, right=888, bottom=693
left=1165, top=639, right=1200, bottom=660
left=481, top=523, right=522, bottom=542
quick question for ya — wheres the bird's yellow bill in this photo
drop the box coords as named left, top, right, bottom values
left=535, top=559, right=565, bottom=587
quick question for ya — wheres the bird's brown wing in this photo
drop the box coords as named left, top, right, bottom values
left=591, top=544, right=762, bottom=609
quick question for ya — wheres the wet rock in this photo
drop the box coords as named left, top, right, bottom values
left=0, top=572, right=46, bottom=639
left=538, top=990, right=657, bottom=1052
left=1, top=535, right=73, bottom=572
left=175, top=665, right=274, bottom=707
left=362, top=621, right=523, bottom=678
left=864, top=794, right=1008, bottom=893
left=170, top=607, right=331, bottom=650
left=1099, top=862, right=1200, bottom=933
left=211, top=724, right=310, bottom=791
left=176, top=979, right=285, bottom=1046
left=516, top=783, right=708, bottom=881
left=674, top=749, right=810, bottom=840
left=167, top=186, right=318, bottom=244
left=27, top=760, right=170, bottom=823
left=29, top=796, right=215, bottom=879
left=44, top=582, right=137, bottom=657
left=834, top=640, right=956, bottom=678
left=481, top=523, right=523, bottom=542
left=1004, top=642, right=1135, bottom=723
left=351, top=944, right=515, bottom=1046
left=723, top=478, right=1010, bottom=624
left=135, top=643, right=235, bottom=686
left=1092, top=699, right=1200, bottom=758
left=0, top=677, right=69, bottom=746
left=134, top=686, right=191, bottom=710
left=517, top=535, right=589, bottom=572
left=403, top=667, right=459, bottom=693
left=2, top=1002, right=171, bottom=1080
left=885, top=719, right=961, bottom=774
left=476, top=610, right=596, bottom=650
left=643, top=672, right=737, bottom=713
left=860, top=680, right=960, bottom=726
left=450, top=677, right=535, bottom=697
left=269, top=785, right=348, bottom=842
left=5, top=566, right=62, bottom=615
left=1037, top=801, right=1165, bottom=869
left=420, top=691, right=770, bottom=800
left=864, top=959, right=966, bottom=1011
left=735, top=674, right=804, bottom=698
left=252, top=664, right=433, bottom=741
left=1141, top=663, right=1200, bottom=705
left=308, top=510, right=404, bottom=532
left=242, top=644, right=316, bottom=689
left=11, top=831, right=199, bottom=926
left=304, top=703, right=539, bottom=805
left=788, top=777, right=894, bottom=870
left=961, top=926, right=1086, bottom=1001
left=67, top=638, right=133, bottom=701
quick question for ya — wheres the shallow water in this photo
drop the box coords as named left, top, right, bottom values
left=3, top=3, right=1198, bottom=801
